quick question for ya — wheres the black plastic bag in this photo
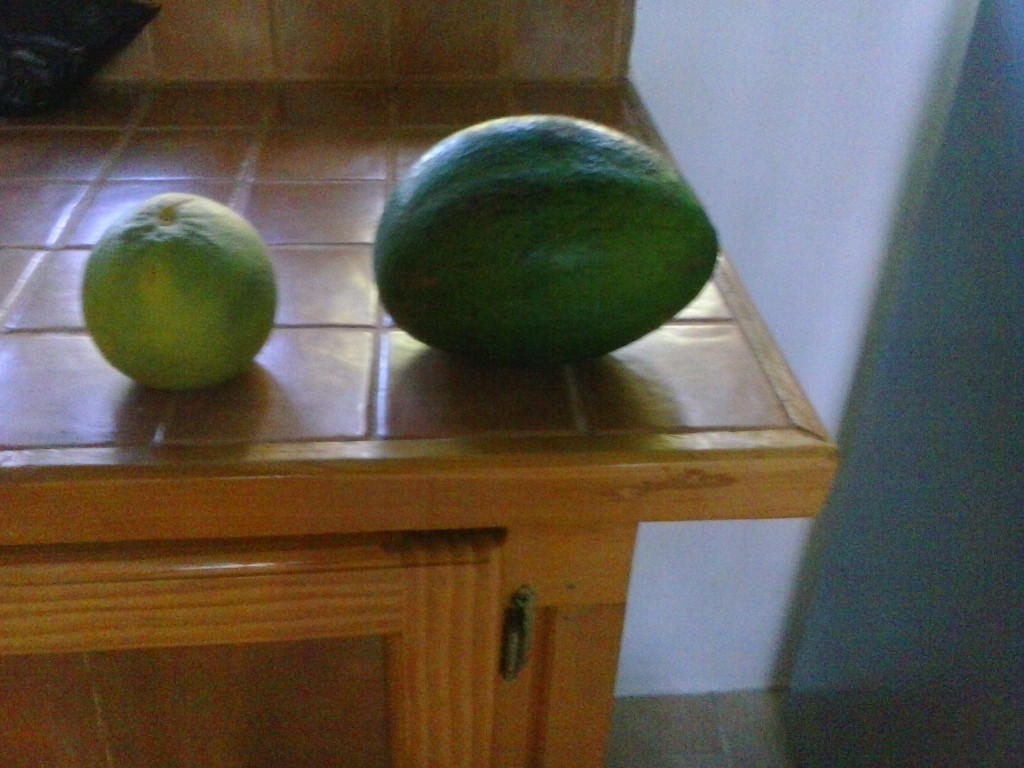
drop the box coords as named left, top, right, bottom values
left=0, top=0, right=159, bottom=116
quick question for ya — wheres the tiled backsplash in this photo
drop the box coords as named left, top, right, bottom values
left=101, top=0, right=636, bottom=83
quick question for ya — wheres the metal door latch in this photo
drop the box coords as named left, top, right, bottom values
left=500, top=585, right=537, bottom=680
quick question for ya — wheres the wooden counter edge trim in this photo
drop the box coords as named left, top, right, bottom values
left=712, top=257, right=832, bottom=441
left=0, top=428, right=832, bottom=474
left=0, top=448, right=837, bottom=547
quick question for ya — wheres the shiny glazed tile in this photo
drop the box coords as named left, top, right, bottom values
left=0, top=85, right=143, bottom=127
left=507, top=0, right=629, bottom=80
left=0, top=182, right=88, bottom=247
left=148, top=0, right=274, bottom=80
left=270, top=246, right=377, bottom=326
left=0, top=129, right=122, bottom=180
left=0, top=249, right=37, bottom=310
left=378, top=331, right=576, bottom=439
left=390, top=0, right=502, bottom=78
left=392, top=128, right=453, bottom=179
left=141, top=85, right=275, bottom=127
left=270, top=0, right=388, bottom=80
left=268, top=84, right=390, bottom=128
left=0, top=334, right=167, bottom=447
left=161, top=328, right=374, bottom=444
left=255, top=129, right=388, bottom=181
left=244, top=181, right=385, bottom=245
left=4, top=250, right=87, bottom=330
left=106, top=129, right=256, bottom=180
left=573, top=325, right=790, bottom=432
left=676, top=280, right=732, bottom=321
left=392, top=84, right=511, bottom=128
left=0, top=83, right=794, bottom=453
left=511, top=83, right=635, bottom=133
left=62, top=180, right=235, bottom=247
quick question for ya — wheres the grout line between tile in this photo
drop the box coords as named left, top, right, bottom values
left=229, top=121, right=270, bottom=211
left=50, top=88, right=154, bottom=251
left=0, top=250, right=48, bottom=329
left=561, top=365, right=591, bottom=435
left=371, top=329, right=390, bottom=440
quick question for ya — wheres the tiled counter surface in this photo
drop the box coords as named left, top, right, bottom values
left=0, top=82, right=836, bottom=768
left=0, top=81, right=832, bottom=506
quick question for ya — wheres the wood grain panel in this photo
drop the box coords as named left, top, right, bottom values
left=0, top=449, right=836, bottom=547
left=538, top=604, right=626, bottom=768
left=491, top=603, right=627, bottom=767
left=0, top=541, right=407, bottom=654
left=389, top=533, right=502, bottom=768
left=0, top=653, right=107, bottom=768
left=491, top=607, right=553, bottom=767
left=502, top=524, right=638, bottom=606
left=89, top=637, right=392, bottom=768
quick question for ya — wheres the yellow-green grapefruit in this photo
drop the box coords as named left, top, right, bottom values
left=82, top=193, right=277, bottom=390
left=373, top=115, right=719, bottom=366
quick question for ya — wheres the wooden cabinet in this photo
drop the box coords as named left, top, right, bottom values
left=0, top=81, right=836, bottom=767
left=0, top=531, right=502, bottom=767
left=1, top=525, right=655, bottom=767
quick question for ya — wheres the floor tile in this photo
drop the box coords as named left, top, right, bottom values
left=676, top=280, right=732, bottom=321
left=270, top=0, right=388, bottom=80
left=606, top=691, right=800, bottom=768
left=147, top=0, right=274, bottom=81
left=608, top=694, right=724, bottom=768
left=506, top=0, right=626, bottom=81
left=0, top=653, right=109, bottom=767
left=716, top=690, right=794, bottom=768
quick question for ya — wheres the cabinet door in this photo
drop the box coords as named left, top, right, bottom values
left=0, top=531, right=503, bottom=768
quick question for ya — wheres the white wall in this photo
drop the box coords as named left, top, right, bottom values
left=617, top=0, right=974, bottom=695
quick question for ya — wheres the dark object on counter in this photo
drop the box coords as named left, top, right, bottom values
left=0, top=0, right=159, bottom=116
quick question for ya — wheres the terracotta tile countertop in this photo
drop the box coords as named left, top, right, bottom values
left=0, top=82, right=836, bottom=546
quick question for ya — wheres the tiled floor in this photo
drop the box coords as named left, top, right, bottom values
left=608, top=690, right=794, bottom=768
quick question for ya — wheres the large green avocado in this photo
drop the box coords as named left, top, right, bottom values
left=373, top=115, right=718, bottom=366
